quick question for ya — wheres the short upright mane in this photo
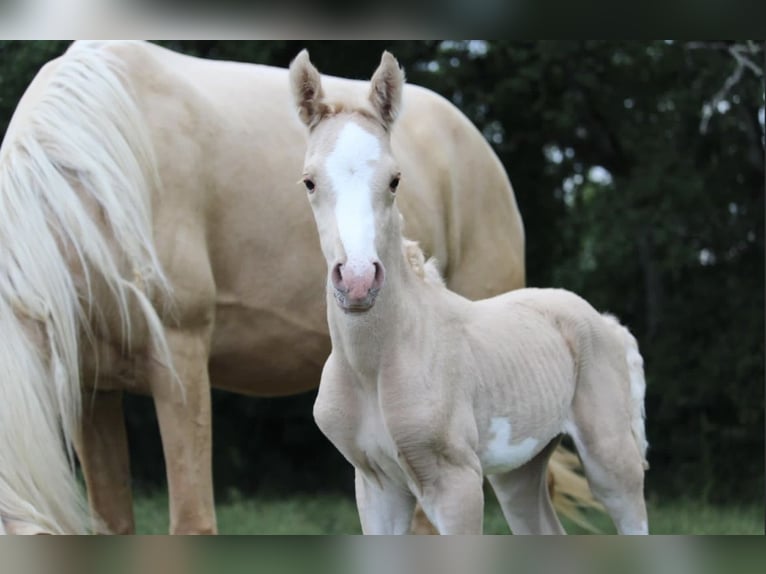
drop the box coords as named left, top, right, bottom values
left=402, top=239, right=445, bottom=286
left=314, top=104, right=384, bottom=131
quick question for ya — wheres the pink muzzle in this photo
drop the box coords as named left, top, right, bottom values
left=331, top=259, right=386, bottom=312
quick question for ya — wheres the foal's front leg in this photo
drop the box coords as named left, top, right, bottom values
left=355, top=471, right=416, bottom=534
left=418, top=464, right=485, bottom=534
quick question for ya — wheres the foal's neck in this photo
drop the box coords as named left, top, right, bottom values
left=327, top=246, right=427, bottom=378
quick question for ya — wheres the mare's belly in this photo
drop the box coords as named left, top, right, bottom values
left=209, top=302, right=330, bottom=396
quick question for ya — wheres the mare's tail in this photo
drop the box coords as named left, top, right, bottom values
left=0, top=41, right=171, bottom=534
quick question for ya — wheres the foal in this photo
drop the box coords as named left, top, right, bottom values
left=289, top=51, right=649, bottom=535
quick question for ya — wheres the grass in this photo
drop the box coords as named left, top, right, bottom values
left=133, top=491, right=764, bottom=534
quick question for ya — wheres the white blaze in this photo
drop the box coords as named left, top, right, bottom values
left=482, top=417, right=539, bottom=474
left=325, top=122, right=381, bottom=273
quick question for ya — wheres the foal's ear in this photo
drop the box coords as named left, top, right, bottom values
left=369, top=51, right=405, bottom=129
left=289, top=49, right=325, bottom=128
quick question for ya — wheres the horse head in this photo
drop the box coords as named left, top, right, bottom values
left=289, top=50, right=406, bottom=314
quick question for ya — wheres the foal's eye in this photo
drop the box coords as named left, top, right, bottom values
left=303, top=179, right=316, bottom=193
left=389, top=175, right=401, bottom=193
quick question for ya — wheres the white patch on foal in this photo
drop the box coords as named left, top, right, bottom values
left=325, top=122, right=381, bottom=272
left=482, top=417, right=539, bottom=474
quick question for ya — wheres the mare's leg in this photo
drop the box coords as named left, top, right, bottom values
left=76, top=389, right=135, bottom=534
left=149, top=325, right=216, bottom=534
left=355, top=471, right=416, bottom=534
left=418, top=464, right=484, bottom=534
left=487, top=437, right=565, bottom=534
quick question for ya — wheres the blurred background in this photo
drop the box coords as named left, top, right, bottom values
left=0, top=41, right=762, bottom=532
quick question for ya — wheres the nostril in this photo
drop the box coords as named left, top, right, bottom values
left=372, top=261, right=385, bottom=289
left=331, top=262, right=344, bottom=289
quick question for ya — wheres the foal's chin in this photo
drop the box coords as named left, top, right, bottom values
left=333, top=291, right=378, bottom=314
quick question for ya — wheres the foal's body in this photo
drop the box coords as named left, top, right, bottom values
left=291, top=51, right=649, bottom=535
left=317, top=248, right=649, bottom=534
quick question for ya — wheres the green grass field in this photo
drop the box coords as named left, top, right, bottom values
left=133, top=491, right=764, bottom=534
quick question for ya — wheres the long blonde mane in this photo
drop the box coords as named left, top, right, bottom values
left=0, top=41, right=173, bottom=534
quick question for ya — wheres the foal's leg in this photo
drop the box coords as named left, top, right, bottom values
left=149, top=325, right=216, bottom=534
left=418, top=464, right=484, bottom=534
left=565, top=417, right=648, bottom=535
left=355, top=471, right=416, bottom=534
left=565, top=327, right=649, bottom=535
left=409, top=504, right=439, bottom=534
left=487, top=437, right=565, bottom=534
left=76, top=389, right=135, bottom=534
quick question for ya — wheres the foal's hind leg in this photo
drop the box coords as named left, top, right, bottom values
left=150, top=325, right=216, bottom=534
left=487, top=437, right=565, bottom=534
left=565, top=414, right=648, bottom=534
left=76, top=389, right=135, bottom=534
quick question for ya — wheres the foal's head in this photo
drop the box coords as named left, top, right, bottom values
left=289, top=50, right=405, bottom=314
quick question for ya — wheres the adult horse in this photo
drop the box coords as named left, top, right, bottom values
left=0, top=41, right=590, bottom=534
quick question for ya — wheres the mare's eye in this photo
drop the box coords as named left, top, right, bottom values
left=389, top=175, right=401, bottom=192
left=304, top=179, right=316, bottom=193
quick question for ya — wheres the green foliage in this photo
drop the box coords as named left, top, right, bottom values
left=0, top=41, right=69, bottom=137
left=1, top=41, right=762, bottom=505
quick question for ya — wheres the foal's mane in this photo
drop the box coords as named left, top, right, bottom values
left=309, top=103, right=391, bottom=136
left=402, top=239, right=445, bottom=286
left=319, top=102, right=381, bottom=126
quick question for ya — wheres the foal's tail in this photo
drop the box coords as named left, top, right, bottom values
left=601, top=314, right=650, bottom=470
left=0, top=41, right=171, bottom=534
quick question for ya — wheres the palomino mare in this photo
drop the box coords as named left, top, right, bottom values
left=290, top=51, right=649, bottom=534
left=0, top=41, right=589, bottom=534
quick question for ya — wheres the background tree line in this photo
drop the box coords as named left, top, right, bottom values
left=0, top=40, right=762, bottom=505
